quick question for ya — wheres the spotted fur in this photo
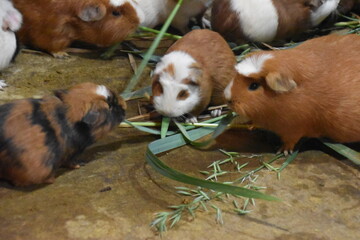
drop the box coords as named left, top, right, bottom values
left=0, top=82, right=126, bottom=186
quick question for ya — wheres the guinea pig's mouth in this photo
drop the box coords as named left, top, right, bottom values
left=233, top=111, right=252, bottom=124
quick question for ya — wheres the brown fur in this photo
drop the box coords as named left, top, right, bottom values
left=0, top=82, right=126, bottom=186
left=152, top=29, right=237, bottom=116
left=211, top=0, right=248, bottom=43
left=228, top=34, right=360, bottom=151
left=272, top=0, right=314, bottom=40
left=12, top=0, right=140, bottom=56
left=338, top=0, right=360, bottom=13
left=211, top=0, right=324, bottom=43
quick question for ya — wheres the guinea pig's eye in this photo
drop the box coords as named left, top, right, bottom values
left=248, top=82, right=260, bottom=91
left=112, top=11, right=121, bottom=17
left=177, top=90, right=189, bottom=100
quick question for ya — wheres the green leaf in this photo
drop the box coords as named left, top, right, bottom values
left=322, top=142, right=360, bottom=165
left=139, top=26, right=182, bottom=40
left=146, top=127, right=281, bottom=201
left=124, top=120, right=175, bottom=136
left=278, top=150, right=299, bottom=172
left=161, top=117, right=171, bottom=139
left=173, top=112, right=237, bottom=148
left=120, top=86, right=152, bottom=100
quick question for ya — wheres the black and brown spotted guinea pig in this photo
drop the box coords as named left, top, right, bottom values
left=0, top=82, right=126, bottom=186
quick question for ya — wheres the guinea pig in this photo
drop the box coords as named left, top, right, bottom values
left=0, top=0, right=22, bottom=89
left=0, top=82, right=126, bottom=186
left=224, top=34, right=360, bottom=154
left=152, top=29, right=236, bottom=123
left=137, top=0, right=213, bottom=33
left=211, top=0, right=340, bottom=43
left=12, top=0, right=145, bottom=58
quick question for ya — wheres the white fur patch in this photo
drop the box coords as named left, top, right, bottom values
left=311, top=0, right=340, bottom=26
left=235, top=54, right=273, bottom=77
left=0, top=0, right=22, bottom=31
left=109, top=0, right=145, bottom=23
left=0, top=0, right=21, bottom=70
left=0, top=29, right=17, bottom=70
left=224, top=80, right=234, bottom=101
left=155, top=51, right=197, bottom=83
left=96, top=85, right=110, bottom=99
left=109, top=0, right=128, bottom=7
left=153, top=51, right=201, bottom=117
left=230, top=0, right=279, bottom=42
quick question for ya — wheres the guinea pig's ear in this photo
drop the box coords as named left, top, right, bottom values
left=78, top=4, right=106, bottom=22
left=265, top=72, right=297, bottom=93
left=188, top=63, right=203, bottom=84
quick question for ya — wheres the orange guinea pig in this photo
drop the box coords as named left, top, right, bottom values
left=0, top=82, right=126, bottom=186
left=224, top=34, right=360, bottom=154
left=12, top=0, right=144, bottom=57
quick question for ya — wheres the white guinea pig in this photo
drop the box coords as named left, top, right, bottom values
left=0, top=0, right=22, bottom=89
left=137, top=0, right=213, bottom=33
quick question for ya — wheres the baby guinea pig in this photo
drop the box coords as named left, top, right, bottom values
left=0, top=0, right=22, bottom=89
left=0, top=82, right=126, bottom=186
left=224, top=34, right=360, bottom=154
left=152, top=29, right=236, bottom=123
left=137, top=0, right=213, bottom=33
left=12, top=0, right=145, bottom=57
left=211, top=0, right=339, bottom=43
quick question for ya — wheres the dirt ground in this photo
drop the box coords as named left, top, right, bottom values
left=0, top=47, right=359, bottom=240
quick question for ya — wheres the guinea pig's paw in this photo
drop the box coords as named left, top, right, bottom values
left=51, top=51, right=70, bottom=59
left=43, top=175, right=56, bottom=184
left=201, top=17, right=211, bottom=29
left=276, top=148, right=294, bottom=157
left=210, top=108, right=222, bottom=118
left=3, top=10, right=22, bottom=32
left=62, top=162, right=80, bottom=169
left=0, top=80, right=8, bottom=90
left=185, top=115, right=198, bottom=124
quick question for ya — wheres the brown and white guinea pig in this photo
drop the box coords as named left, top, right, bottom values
left=224, top=34, right=360, bottom=154
left=0, top=82, right=126, bottom=186
left=137, top=0, right=213, bottom=33
left=12, top=0, right=145, bottom=58
left=0, top=0, right=22, bottom=89
left=211, top=0, right=340, bottom=43
left=152, top=29, right=236, bottom=123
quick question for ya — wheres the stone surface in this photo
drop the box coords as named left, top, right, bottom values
left=0, top=49, right=359, bottom=240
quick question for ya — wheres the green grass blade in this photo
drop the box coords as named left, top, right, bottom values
left=124, top=120, right=176, bottom=136
left=173, top=112, right=237, bottom=148
left=120, top=86, right=152, bottom=100
left=322, top=142, right=360, bottom=165
left=161, top=117, right=171, bottom=139
left=122, top=0, right=184, bottom=94
left=139, top=26, right=182, bottom=40
left=278, top=150, right=299, bottom=172
left=146, top=127, right=280, bottom=201
left=101, top=42, right=122, bottom=59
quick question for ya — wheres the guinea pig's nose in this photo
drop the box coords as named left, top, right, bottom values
left=227, top=100, right=233, bottom=106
